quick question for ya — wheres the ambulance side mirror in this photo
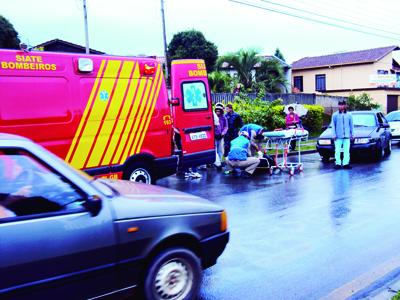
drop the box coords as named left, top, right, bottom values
left=169, top=98, right=180, bottom=106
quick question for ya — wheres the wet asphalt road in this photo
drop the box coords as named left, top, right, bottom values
left=158, top=145, right=400, bottom=300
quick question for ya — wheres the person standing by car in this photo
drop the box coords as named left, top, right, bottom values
left=224, top=103, right=243, bottom=156
left=331, top=100, right=354, bottom=169
left=214, top=103, right=228, bottom=170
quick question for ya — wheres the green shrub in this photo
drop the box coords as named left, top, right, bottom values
left=232, top=94, right=285, bottom=130
left=232, top=94, right=324, bottom=135
left=302, top=105, right=324, bottom=135
left=348, top=93, right=380, bottom=111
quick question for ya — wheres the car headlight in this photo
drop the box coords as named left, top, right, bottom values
left=318, top=139, right=331, bottom=145
left=354, top=138, right=371, bottom=144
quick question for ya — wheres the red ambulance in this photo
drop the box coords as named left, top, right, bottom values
left=0, top=49, right=215, bottom=183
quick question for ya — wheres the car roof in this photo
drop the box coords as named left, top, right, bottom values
left=387, top=110, right=400, bottom=115
left=350, top=111, right=379, bottom=115
left=0, top=133, right=31, bottom=142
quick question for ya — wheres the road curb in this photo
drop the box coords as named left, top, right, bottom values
left=287, top=149, right=317, bottom=157
left=349, top=267, right=400, bottom=299
left=321, top=255, right=400, bottom=300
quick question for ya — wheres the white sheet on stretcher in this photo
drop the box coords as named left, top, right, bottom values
left=263, top=129, right=309, bottom=138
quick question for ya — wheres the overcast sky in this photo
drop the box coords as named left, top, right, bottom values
left=3, top=0, right=400, bottom=63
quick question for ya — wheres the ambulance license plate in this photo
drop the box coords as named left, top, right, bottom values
left=190, top=131, right=207, bottom=141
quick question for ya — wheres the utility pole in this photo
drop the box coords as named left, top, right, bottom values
left=160, top=0, right=169, bottom=82
left=82, top=0, right=90, bottom=54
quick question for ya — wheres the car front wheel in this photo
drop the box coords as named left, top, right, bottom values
left=144, top=247, right=202, bottom=300
left=374, top=141, right=385, bottom=161
left=384, top=140, right=392, bottom=156
left=321, top=155, right=330, bottom=163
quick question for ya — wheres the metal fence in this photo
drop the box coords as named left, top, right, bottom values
left=211, top=93, right=347, bottom=114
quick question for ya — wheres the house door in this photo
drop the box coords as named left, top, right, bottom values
left=387, top=95, right=398, bottom=113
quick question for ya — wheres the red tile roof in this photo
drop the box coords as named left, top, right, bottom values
left=292, top=45, right=399, bottom=70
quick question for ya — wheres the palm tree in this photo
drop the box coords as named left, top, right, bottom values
left=208, top=71, right=233, bottom=93
left=255, top=59, right=288, bottom=93
left=217, top=49, right=261, bottom=90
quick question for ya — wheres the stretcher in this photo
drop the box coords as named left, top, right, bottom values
left=262, top=128, right=309, bottom=176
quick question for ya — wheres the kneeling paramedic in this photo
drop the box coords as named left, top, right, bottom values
left=240, top=123, right=265, bottom=156
left=225, top=131, right=260, bottom=178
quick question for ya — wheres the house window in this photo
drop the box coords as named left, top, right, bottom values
left=315, top=74, right=326, bottom=91
left=293, top=76, right=303, bottom=92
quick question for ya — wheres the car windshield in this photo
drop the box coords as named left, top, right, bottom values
left=386, top=111, right=400, bottom=122
left=352, top=113, right=376, bottom=127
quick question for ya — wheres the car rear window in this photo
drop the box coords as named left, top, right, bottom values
left=386, top=112, right=400, bottom=122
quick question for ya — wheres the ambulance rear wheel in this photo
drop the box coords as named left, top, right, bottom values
left=124, top=161, right=155, bottom=184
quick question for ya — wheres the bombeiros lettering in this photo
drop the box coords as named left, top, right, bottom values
left=0, top=55, right=57, bottom=71
left=188, top=62, right=207, bottom=77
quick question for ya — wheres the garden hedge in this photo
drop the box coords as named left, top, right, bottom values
left=229, top=96, right=324, bottom=135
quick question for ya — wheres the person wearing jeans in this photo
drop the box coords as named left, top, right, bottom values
left=331, top=100, right=354, bottom=169
left=225, top=131, right=260, bottom=178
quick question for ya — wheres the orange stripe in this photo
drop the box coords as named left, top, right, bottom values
left=66, top=60, right=106, bottom=163
left=114, top=78, right=149, bottom=164
left=129, top=66, right=160, bottom=155
left=70, top=60, right=121, bottom=169
left=86, top=61, right=133, bottom=168
left=124, top=72, right=157, bottom=160
left=109, top=64, right=141, bottom=165
left=135, top=66, right=163, bottom=153
left=84, top=60, right=123, bottom=168
left=171, top=59, right=204, bottom=65
left=99, top=62, right=136, bottom=166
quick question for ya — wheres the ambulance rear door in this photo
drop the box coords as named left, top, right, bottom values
left=170, top=59, right=215, bottom=168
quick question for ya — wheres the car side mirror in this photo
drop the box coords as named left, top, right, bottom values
left=169, top=98, right=180, bottom=106
left=382, top=123, right=390, bottom=129
left=322, top=125, right=328, bottom=131
left=84, top=195, right=102, bottom=216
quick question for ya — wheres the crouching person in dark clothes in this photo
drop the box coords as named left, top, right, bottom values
left=225, top=131, right=260, bottom=178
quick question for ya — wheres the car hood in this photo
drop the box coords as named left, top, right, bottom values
left=318, top=127, right=375, bottom=138
left=389, top=121, right=400, bottom=130
left=353, top=127, right=376, bottom=137
left=103, top=180, right=223, bottom=220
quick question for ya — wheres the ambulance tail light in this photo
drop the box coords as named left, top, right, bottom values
left=141, top=62, right=156, bottom=76
left=78, top=58, right=93, bottom=73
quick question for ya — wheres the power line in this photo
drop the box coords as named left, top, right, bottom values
left=293, top=0, right=400, bottom=32
left=229, top=0, right=400, bottom=41
left=257, top=0, right=400, bottom=38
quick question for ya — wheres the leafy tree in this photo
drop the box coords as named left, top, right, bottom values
left=232, top=95, right=285, bottom=130
left=274, top=48, right=285, bottom=62
left=167, top=30, right=218, bottom=73
left=347, top=93, right=380, bottom=110
left=255, top=59, right=287, bottom=93
left=208, top=71, right=233, bottom=93
left=217, top=48, right=261, bottom=91
left=0, top=15, right=20, bottom=49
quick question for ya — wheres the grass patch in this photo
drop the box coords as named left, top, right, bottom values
left=392, top=291, right=400, bottom=300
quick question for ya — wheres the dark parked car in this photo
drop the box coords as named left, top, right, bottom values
left=316, top=111, right=391, bottom=162
left=0, top=134, right=229, bottom=300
